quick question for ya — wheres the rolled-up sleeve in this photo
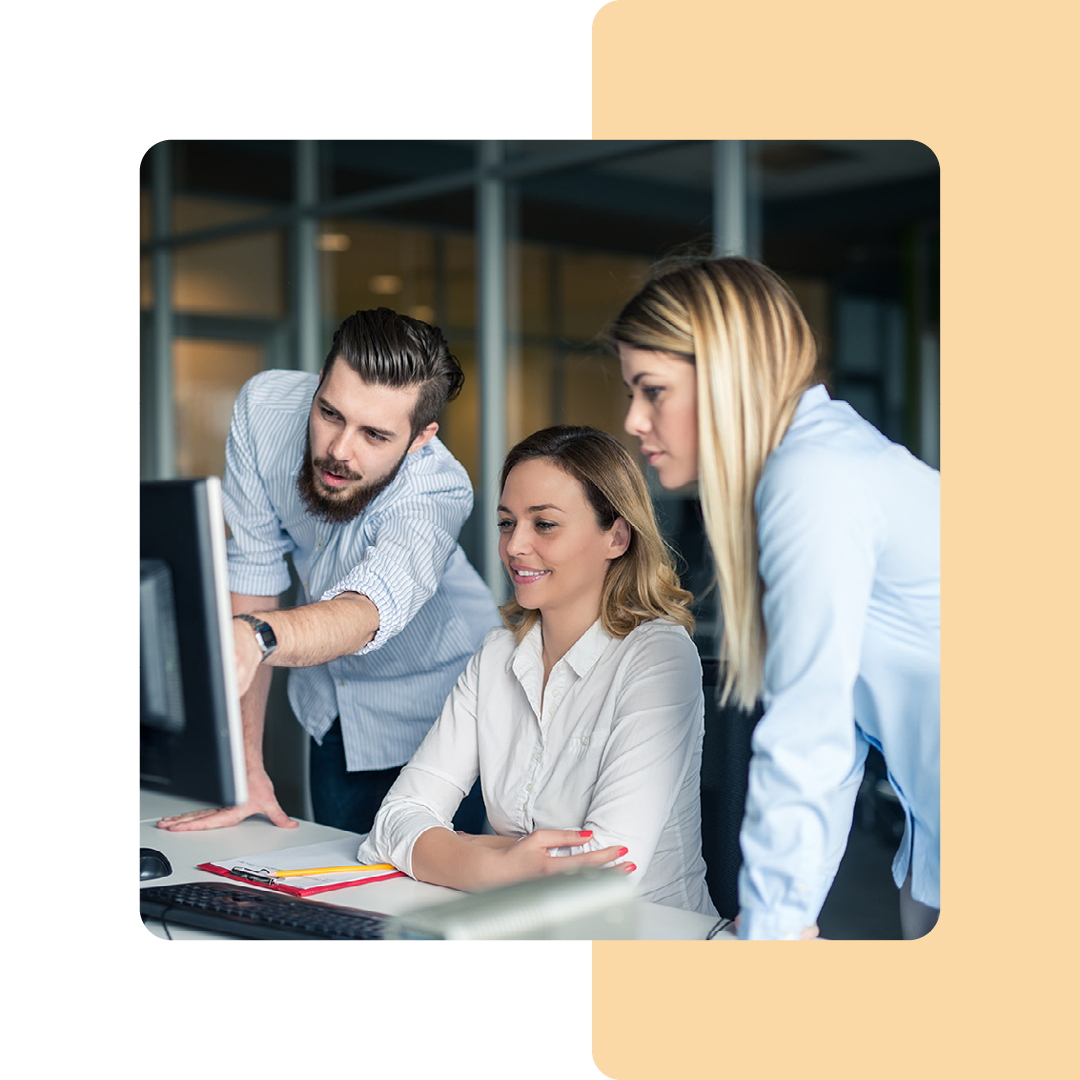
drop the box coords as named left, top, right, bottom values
left=222, top=378, right=296, bottom=597
left=737, top=448, right=881, bottom=940
left=357, top=645, right=483, bottom=876
left=321, top=450, right=474, bottom=655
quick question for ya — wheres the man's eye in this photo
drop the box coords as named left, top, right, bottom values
left=367, top=431, right=388, bottom=442
left=320, top=406, right=339, bottom=420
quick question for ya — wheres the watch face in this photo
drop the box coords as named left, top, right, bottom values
left=238, top=615, right=276, bottom=656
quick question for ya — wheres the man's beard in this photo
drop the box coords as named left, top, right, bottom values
left=296, top=430, right=408, bottom=524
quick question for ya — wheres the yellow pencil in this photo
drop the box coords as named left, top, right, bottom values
left=272, top=864, right=395, bottom=877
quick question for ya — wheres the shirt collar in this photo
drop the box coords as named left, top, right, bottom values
left=561, top=619, right=613, bottom=677
left=791, top=383, right=830, bottom=428
left=510, top=618, right=613, bottom=683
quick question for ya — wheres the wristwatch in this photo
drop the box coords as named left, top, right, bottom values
left=234, top=614, right=278, bottom=662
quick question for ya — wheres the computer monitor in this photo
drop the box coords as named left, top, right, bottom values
left=140, top=477, right=247, bottom=806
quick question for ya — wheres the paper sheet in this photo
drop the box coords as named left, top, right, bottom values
left=206, top=836, right=404, bottom=893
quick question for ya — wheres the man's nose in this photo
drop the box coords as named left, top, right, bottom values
left=327, top=429, right=353, bottom=463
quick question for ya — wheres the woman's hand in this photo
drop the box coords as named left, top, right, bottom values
left=481, top=829, right=633, bottom=891
left=732, top=913, right=821, bottom=940
left=412, top=827, right=633, bottom=892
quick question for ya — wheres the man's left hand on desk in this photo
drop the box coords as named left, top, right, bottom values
left=157, top=769, right=298, bottom=832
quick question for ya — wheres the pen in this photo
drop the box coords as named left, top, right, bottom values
left=271, top=864, right=395, bottom=877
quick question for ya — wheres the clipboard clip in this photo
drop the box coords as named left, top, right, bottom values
left=230, top=865, right=277, bottom=885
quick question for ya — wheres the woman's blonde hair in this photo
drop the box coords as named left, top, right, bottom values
left=499, top=425, right=694, bottom=642
left=608, top=257, right=818, bottom=708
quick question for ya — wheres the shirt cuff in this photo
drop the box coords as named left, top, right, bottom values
left=737, top=909, right=811, bottom=940
left=320, top=574, right=394, bottom=655
left=366, top=801, right=456, bottom=880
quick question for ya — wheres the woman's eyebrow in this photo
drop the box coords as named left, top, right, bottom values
left=496, top=504, right=564, bottom=514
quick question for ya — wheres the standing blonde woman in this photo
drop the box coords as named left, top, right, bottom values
left=610, top=257, right=939, bottom=940
left=358, top=426, right=717, bottom=916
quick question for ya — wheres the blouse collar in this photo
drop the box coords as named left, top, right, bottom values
left=510, top=618, right=613, bottom=687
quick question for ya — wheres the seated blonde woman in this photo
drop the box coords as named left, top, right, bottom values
left=357, top=425, right=716, bottom=915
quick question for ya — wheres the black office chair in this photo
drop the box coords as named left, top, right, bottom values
left=699, top=659, right=763, bottom=919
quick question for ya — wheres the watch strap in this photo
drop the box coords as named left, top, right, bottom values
left=234, top=614, right=278, bottom=661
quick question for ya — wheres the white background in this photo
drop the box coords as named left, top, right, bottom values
left=6, top=3, right=614, bottom=1077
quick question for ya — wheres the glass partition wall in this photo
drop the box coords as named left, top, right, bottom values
left=141, top=138, right=940, bottom=653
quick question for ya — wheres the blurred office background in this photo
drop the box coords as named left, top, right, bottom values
left=140, top=139, right=939, bottom=937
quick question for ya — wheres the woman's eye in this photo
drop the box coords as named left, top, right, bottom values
left=535, top=520, right=556, bottom=531
left=643, top=386, right=662, bottom=402
left=496, top=519, right=514, bottom=531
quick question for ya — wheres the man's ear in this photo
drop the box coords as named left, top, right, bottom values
left=607, top=517, right=631, bottom=559
left=407, top=422, right=439, bottom=454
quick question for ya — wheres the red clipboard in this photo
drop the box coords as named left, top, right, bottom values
left=197, top=860, right=405, bottom=897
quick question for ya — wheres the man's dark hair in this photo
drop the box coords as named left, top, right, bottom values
left=322, top=307, right=465, bottom=438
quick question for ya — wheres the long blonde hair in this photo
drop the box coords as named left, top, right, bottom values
left=499, top=425, right=694, bottom=642
left=608, top=257, right=817, bottom=708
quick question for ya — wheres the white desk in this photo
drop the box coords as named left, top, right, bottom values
left=140, top=791, right=731, bottom=941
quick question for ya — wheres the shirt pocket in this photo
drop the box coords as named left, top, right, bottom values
left=551, top=724, right=608, bottom=794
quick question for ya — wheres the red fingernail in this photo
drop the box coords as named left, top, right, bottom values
left=579, top=830, right=593, bottom=837
left=618, top=847, right=629, bottom=857
left=624, top=863, right=637, bottom=873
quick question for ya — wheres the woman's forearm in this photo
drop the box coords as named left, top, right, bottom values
left=411, top=827, right=501, bottom=890
left=454, top=832, right=519, bottom=849
left=412, top=826, right=630, bottom=892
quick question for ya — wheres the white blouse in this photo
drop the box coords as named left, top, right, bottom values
left=358, top=618, right=717, bottom=916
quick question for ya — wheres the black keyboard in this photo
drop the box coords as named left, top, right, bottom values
left=140, top=881, right=387, bottom=940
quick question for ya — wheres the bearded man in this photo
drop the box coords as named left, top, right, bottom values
left=158, top=308, right=499, bottom=836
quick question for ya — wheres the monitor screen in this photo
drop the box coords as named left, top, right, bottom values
left=140, top=477, right=247, bottom=806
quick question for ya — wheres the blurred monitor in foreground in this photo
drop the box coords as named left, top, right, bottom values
left=140, top=477, right=247, bottom=806
left=386, top=867, right=638, bottom=939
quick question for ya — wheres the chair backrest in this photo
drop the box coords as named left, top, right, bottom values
left=699, top=659, right=763, bottom=919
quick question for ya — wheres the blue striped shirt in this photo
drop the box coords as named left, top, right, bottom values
left=222, top=370, right=501, bottom=771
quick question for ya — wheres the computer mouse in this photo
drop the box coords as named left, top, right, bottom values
left=140, top=847, right=173, bottom=881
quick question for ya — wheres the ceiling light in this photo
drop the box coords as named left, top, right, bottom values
left=369, top=274, right=403, bottom=295
left=316, top=233, right=351, bottom=252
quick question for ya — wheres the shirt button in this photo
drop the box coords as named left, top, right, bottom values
left=582, top=736, right=590, bottom=746
left=525, top=783, right=533, bottom=791
left=534, top=752, right=542, bottom=762
left=338, top=680, right=346, bottom=688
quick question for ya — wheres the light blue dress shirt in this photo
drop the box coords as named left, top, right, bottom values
left=737, top=384, right=940, bottom=940
left=222, top=370, right=500, bottom=772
